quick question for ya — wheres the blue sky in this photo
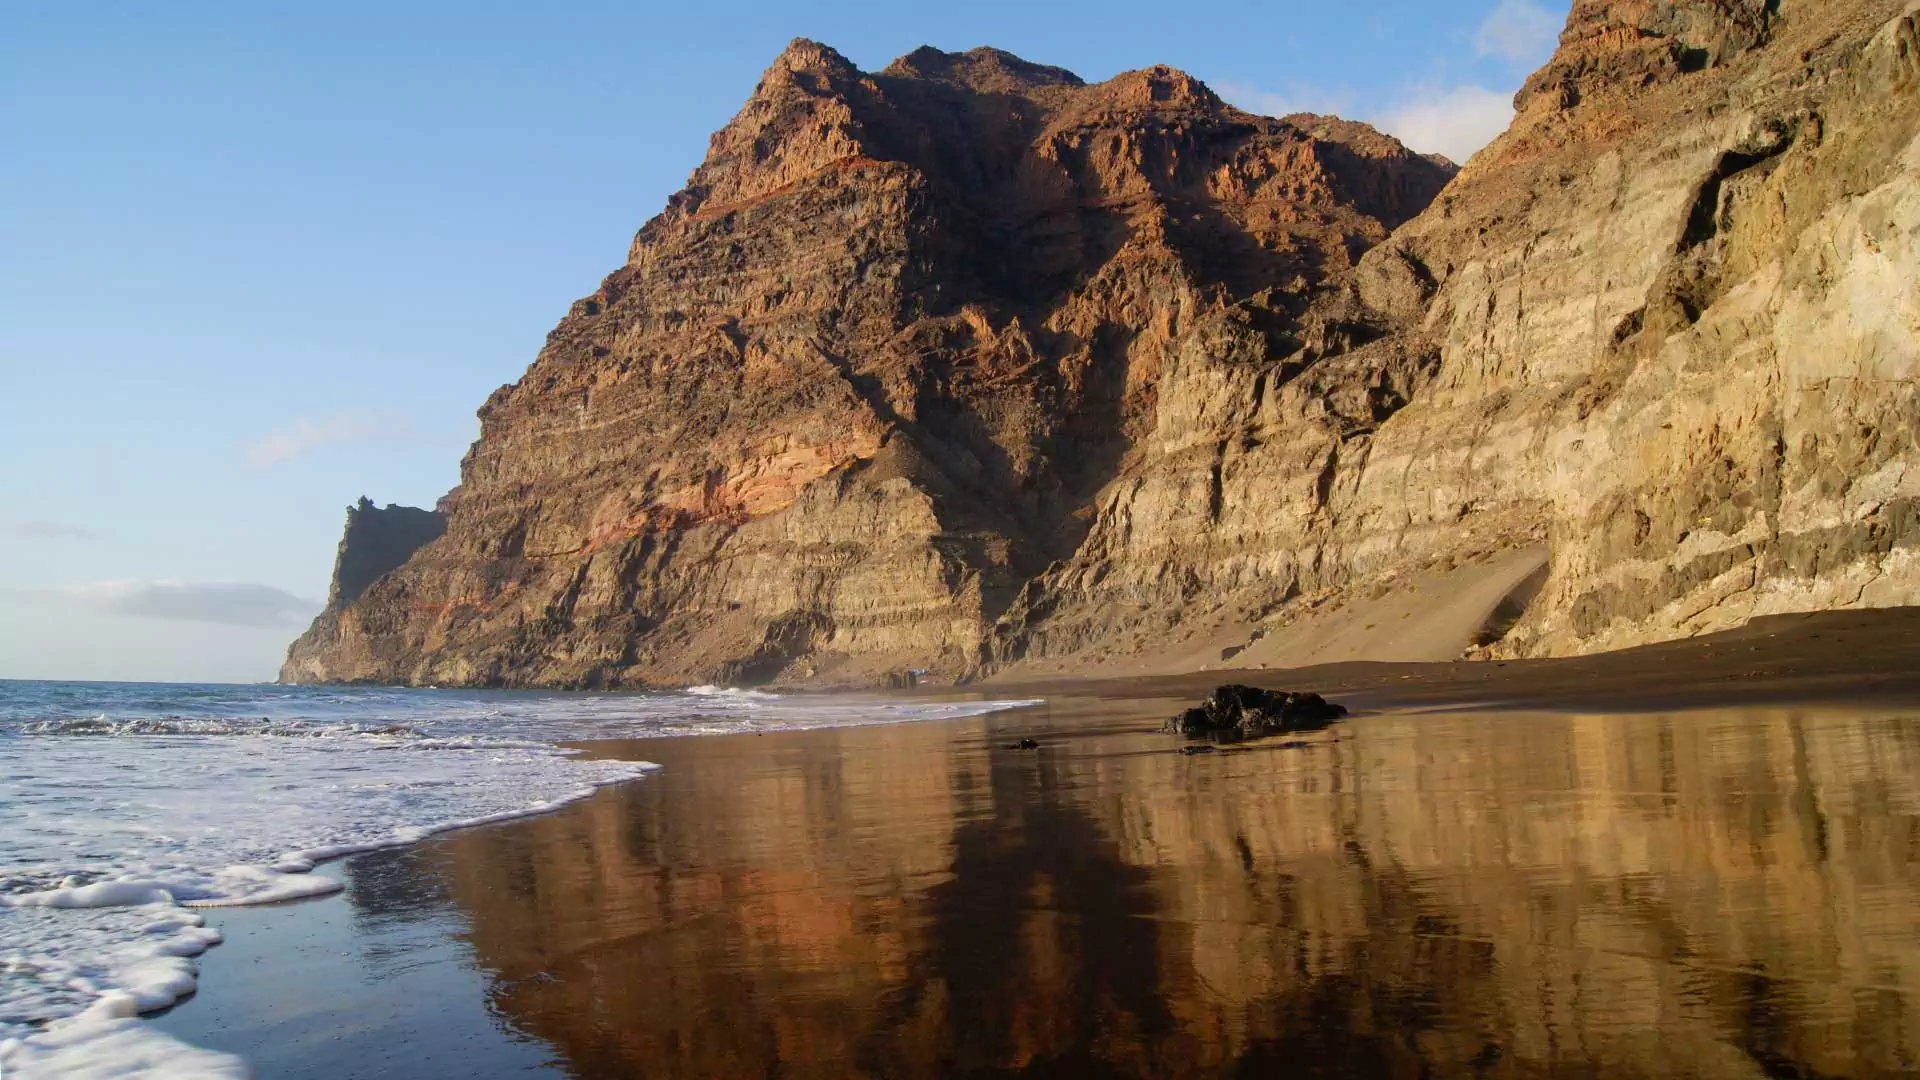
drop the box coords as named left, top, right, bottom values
left=0, top=0, right=1568, bottom=683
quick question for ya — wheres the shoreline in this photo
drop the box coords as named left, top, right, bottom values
left=143, top=607, right=1920, bottom=1077
left=275, top=606, right=1920, bottom=712
left=156, top=688, right=1920, bottom=1078
left=974, top=606, right=1920, bottom=714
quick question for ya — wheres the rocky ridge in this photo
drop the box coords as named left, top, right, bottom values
left=285, top=1, right=1920, bottom=687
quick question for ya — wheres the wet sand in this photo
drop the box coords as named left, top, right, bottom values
left=984, top=606, right=1920, bottom=714
left=156, top=609, right=1920, bottom=1078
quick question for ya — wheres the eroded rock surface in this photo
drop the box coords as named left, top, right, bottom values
left=286, top=1, right=1920, bottom=687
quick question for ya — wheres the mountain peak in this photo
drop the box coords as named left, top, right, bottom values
left=882, top=44, right=1085, bottom=92
left=771, top=37, right=858, bottom=74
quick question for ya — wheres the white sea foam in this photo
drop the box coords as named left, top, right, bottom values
left=0, top=905, right=240, bottom=1078
left=686, top=684, right=777, bottom=699
left=0, top=680, right=1037, bottom=1078
left=3, top=1008, right=250, bottom=1080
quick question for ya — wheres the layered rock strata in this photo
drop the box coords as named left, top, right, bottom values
left=286, top=0, right=1920, bottom=687
left=283, top=44, right=1452, bottom=686
left=994, top=0, right=1920, bottom=672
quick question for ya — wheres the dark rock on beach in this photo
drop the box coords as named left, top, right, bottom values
left=1164, top=685, right=1348, bottom=741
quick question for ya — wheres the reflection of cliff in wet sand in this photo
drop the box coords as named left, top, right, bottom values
left=423, top=680, right=1920, bottom=1079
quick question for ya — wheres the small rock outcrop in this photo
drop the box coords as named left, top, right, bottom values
left=280, top=498, right=443, bottom=684
left=1163, top=685, right=1349, bottom=740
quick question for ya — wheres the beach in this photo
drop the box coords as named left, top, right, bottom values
left=12, top=0, right=1920, bottom=1075
left=145, top=609, right=1920, bottom=1078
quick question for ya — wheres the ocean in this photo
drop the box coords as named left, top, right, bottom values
left=0, top=679, right=1033, bottom=1078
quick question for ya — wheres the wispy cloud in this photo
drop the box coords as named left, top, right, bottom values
left=5, top=519, right=99, bottom=541
left=245, top=411, right=410, bottom=469
left=1216, top=0, right=1563, bottom=166
left=9, top=580, right=321, bottom=627
left=1372, top=84, right=1517, bottom=164
left=1222, top=78, right=1516, bottom=165
left=1474, top=0, right=1563, bottom=65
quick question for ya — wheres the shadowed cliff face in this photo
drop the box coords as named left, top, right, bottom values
left=282, top=498, right=444, bottom=683
left=326, top=498, right=445, bottom=609
left=287, top=0, right=1920, bottom=689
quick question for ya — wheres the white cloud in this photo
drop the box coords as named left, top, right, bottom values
left=1226, top=77, right=1517, bottom=164
left=1214, top=1, right=1564, bottom=165
left=1372, top=84, right=1517, bottom=164
left=10, top=580, right=321, bottom=627
left=1474, top=0, right=1563, bottom=65
left=0, top=608, right=300, bottom=683
left=245, top=411, right=407, bottom=469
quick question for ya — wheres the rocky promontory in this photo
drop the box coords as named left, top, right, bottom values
left=285, top=1, right=1920, bottom=687
left=282, top=498, right=444, bottom=684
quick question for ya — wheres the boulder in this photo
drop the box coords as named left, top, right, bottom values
left=1163, top=685, right=1348, bottom=740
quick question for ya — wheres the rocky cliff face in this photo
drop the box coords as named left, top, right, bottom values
left=993, top=0, right=1920, bottom=673
left=284, top=0, right=1920, bottom=687
left=281, top=43, right=1452, bottom=686
left=282, top=498, right=444, bottom=684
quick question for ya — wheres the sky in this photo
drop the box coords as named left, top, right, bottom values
left=0, top=0, right=1570, bottom=683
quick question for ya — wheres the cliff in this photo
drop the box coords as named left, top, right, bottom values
left=281, top=43, right=1453, bottom=686
left=281, top=498, right=444, bottom=684
left=994, top=0, right=1920, bottom=674
left=284, top=1, right=1920, bottom=687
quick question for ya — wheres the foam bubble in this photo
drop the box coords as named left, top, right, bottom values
left=0, top=904, right=239, bottom=1078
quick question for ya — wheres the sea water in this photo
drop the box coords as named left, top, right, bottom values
left=0, top=680, right=1033, bottom=1078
